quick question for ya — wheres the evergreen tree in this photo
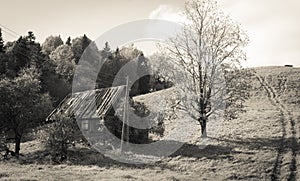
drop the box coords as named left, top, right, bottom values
left=27, top=31, right=35, bottom=44
left=137, top=53, right=151, bottom=94
left=103, top=42, right=110, bottom=52
left=66, top=36, right=71, bottom=46
left=101, top=42, right=112, bottom=59
left=8, top=32, right=45, bottom=75
left=11, top=36, right=31, bottom=73
left=0, top=28, right=4, bottom=53
left=82, top=34, right=90, bottom=50
left=0, top=28, right=6, bottom=75
left=71, top=34, right=91, bottom=64
left=0, top=54, right=7, bottom=75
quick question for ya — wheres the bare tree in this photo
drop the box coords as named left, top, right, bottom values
left=164, top=0, right=248, bottom=137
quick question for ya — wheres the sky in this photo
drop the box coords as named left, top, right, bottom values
left=0, top=0, right=299, bottom=67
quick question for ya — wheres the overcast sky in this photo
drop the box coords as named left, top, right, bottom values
left=0, top=0, right=299, bottom=67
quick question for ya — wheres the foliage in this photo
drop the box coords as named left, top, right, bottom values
left=0, top=29, right=178, bottom=157
left=0, top=53, right=8, bottom=76
left=96, top=43, right=152, bottom=96
left=41, top=37, right=76, bottom=105
left=42, top=114, right=81, bottom=162
left=224, top=69, right=252, bottom=119
left=0, top=66, right=52, bottom=155
left=65, top=36, right=71, bottom=46
left=119, top=44, right=142, bottom=61
left=71, top=34, right=91, bottom=64
left=0, top=32, right=94, bottom=156
left=49, top=44, right=76, bottom=83
left=136, top=53, right=151, bottom=94
left=40, top=59, right=71, bottom=106
left=3, top=32, right=46, bottom=77
left=8, top=37, right=31, bottom=73
left=42, top=35, right=64, bottom=55
left=149, top=53, right=174, bottom=91
left=107, top=99, right=150, bottom=144
left=0, top=132, right=8, bottom=156
left=0, top=28, right=4, bottom=53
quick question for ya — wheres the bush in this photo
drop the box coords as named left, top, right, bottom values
left=0, top=132, right=15, bottom=159
left=0, top=133, right=7, bottom=158
left=42, top=114, right=81, bottom=163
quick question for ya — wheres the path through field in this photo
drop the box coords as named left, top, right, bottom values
left=253, top=68, right=299, bottom=181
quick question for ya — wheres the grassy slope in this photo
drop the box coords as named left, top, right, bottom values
left=0, top=66, right=299, bottom=180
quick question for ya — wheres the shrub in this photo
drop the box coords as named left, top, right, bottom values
left=0, top=133, right=7, bottom=158
left=42, top=114, right=81, bottom=163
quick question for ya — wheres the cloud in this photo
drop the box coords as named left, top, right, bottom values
left=149, top=5, right=186, bottom=23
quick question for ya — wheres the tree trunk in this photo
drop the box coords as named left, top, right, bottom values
left=200, top=119, right=207, bottom=138
left=15, top=134, right=21, bottom=156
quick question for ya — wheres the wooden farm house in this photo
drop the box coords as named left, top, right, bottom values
left=46, top=86, right=149, bottom=144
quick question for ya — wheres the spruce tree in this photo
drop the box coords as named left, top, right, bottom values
left=66, top=36, right=71, bottom=46
left=0, top=28, right=4, bottom=53
left=82, top=34, right=90, bottom=50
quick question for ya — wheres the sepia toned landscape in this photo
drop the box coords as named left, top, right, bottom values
left=0, top=0, right=299, bottom=180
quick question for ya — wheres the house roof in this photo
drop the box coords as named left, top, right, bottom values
left=46, top=86, right=125, bottom=121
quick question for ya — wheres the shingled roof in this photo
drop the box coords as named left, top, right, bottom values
left=46, top=86, right=125, bottom=121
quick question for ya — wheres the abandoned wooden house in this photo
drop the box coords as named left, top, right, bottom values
left=46, top=86, right=149, bottom=144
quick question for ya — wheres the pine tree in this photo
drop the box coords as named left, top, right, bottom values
left=0, top=28, right=4, bottom=53
left=137, top=53, right=150, bottom=94
left=12, top=37, right=31, bottom=72
left=82, top=34, right=90, bottom=50
left=66, top=36, right=71, bottom=46
left=27, top=31, right=36, bottom=45
left=71, top=34, right=91, bottom=63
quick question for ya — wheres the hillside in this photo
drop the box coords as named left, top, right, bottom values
left=0, top=66, right=299, bottom=180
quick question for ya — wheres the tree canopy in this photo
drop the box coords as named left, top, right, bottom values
left=0, top=66, right=52, bottom=155
left=42, top=35, right=64, bottom=55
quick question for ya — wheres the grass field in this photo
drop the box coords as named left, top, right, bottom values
left=0, top=66, right=299, bottom=180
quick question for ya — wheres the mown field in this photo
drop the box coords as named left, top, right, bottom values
left=0, top=66, right=299, bottom=180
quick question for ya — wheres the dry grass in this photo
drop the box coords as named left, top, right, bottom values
left=0, top=66, right=299, bottom=180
